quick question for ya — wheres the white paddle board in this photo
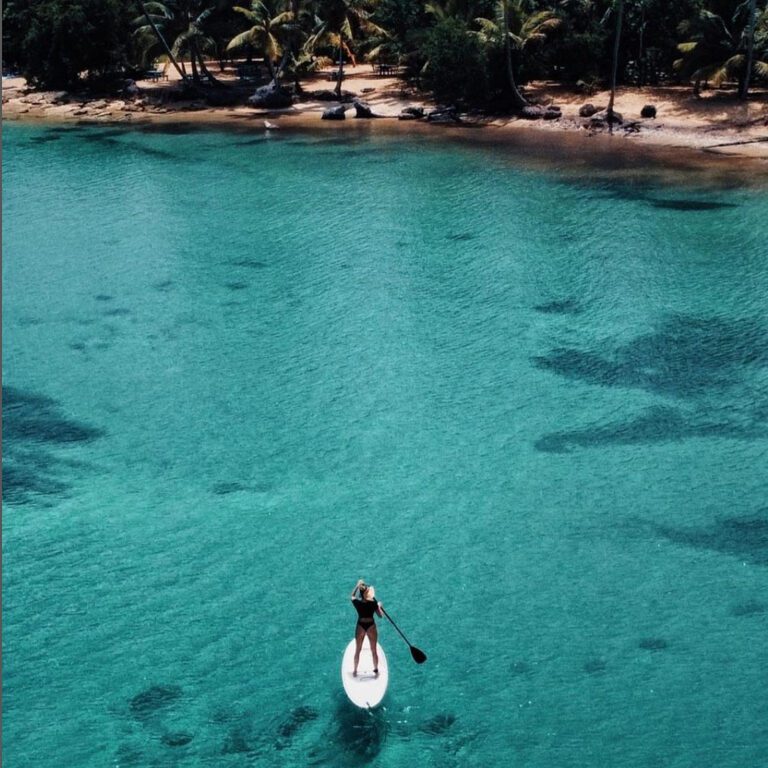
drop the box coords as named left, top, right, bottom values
left=341, top=636, right=388, bottom=708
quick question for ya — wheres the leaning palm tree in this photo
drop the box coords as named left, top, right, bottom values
left=675, top=0, right=768, bottom=98
left=474, top=0, right=561, bottom=109
left=135, top=0, right=220, bottom=85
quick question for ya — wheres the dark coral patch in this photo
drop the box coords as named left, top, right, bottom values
left=420, top=713, right=456, bottom=735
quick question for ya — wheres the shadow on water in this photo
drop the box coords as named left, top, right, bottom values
left=308, top=697, right=389, bottom=766
left=646, top=198, right=738, bottom=211
left=533, top=313, right=768, bottom=396
left=2, top=385, right=104, bottom=505
left=651, top=512, right=768, bottom=567
left=533, top=298, right=583, bottom=315
left=535, top=405, right=767, bottom=453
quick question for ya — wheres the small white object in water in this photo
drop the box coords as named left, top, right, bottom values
left=264, top=120, right=278, bottom=130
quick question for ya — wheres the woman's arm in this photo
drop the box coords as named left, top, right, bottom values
left=350, top=579, right=364, bottom=600
left=376, top=602, right=384, bottom=617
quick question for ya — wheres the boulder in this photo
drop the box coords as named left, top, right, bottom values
left=398, top=112, right=421, bottom=121
left=427, top=107, right=461, bottom=123
left=50, top=91, right=70, bottom=105
left=640, top=104, right=657, bottom=118
left=579, top=103, right=599, bottom=118
left=352, top=100, right=375, bottom=118
left=248, top=83, right=293, bottom=109
left=321, top=104, right=346, bottom=120
left=401, top=106, right=424, bottom=118
left=519, top=105, right=545, bottom=120
left=589, top=109, right=623, bottom=128
left=543, top=106, right=561, bottom=121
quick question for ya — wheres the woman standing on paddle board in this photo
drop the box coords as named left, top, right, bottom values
left=350, top=579, right=384, bottom=676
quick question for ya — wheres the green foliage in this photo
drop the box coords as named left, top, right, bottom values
left=422, top=17, right=488, bottom=105
left=3, top=0, right=133, bottom=88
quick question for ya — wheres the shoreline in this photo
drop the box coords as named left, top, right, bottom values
left=4, top=67, right=768, bottom=183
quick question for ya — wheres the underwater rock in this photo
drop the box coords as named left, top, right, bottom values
left=275, top=705, right=319, bottom=749
left=129, top=684, right=183, bottom=717
left=638, top=638, right=668, bottom=651
left=583, top=659, right=607, bottom=674
left=730, top=600, right=766, bottom=617
left=420, top=713, right=456, bottom=735
left=162, top=732, right=193, bottom=747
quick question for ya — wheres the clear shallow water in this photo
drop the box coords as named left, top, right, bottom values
left=3, top=122, right=768, bottom=767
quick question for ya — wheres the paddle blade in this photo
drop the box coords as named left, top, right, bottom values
left=410, top=646, right=427, bottom=664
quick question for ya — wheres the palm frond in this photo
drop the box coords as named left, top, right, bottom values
left=227, top=29, right=258, bottom=50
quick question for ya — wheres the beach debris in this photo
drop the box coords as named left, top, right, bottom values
left=321, top=104, right=347, bottom=120
left=641, top=104, right=657, bottom=118
left=248, top=83, right=293, bottom=109
left=579, top=103, right=599, bottom=117
left=352, top=99, right=376, bottom=118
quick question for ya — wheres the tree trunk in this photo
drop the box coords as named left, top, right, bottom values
left=740, top=0, right=757, bottom=100
left=290, top=0, right=302, bottom=92
left=607, top=0, right=624, bottom=134
left=503, top=0, right=528, bottom=109
left=139, top=2, right=189, bottom=84
left=335, top=41, right=344, bottom=98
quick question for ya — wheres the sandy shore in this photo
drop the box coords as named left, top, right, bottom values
left=3, top=65, right=768, bottom=176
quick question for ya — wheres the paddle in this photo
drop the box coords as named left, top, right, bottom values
left=381, top=607, right=427, bottom=664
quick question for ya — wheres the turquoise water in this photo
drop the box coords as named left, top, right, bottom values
left=3, top=122, right=768, bottom=767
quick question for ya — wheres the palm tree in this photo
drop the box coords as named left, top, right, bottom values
left=606, top=0, right=624, bottom=131
left=474, top=0, right=561, bottom=109
left=135, top=0, right=220, bottom=85
left=306, top=0, right=387, bottom=96
left=227, top=0, right=295, bottom=84
left=740, top=0, right=757, bottom=98
left=675, top=0, right=768, bottom=97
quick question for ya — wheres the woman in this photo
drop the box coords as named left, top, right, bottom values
left=350, top=578, right=384, bottom=676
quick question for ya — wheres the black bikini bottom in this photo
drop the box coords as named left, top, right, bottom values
left=356, top=619, right=375, bottom=632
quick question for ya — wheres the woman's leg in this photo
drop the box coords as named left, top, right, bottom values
left=367, top=624, right=379, bottom=673
left=352, top=624, right=366, bottom=675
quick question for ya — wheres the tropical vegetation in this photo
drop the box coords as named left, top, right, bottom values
left=3, top=0, right=767, bottom=107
